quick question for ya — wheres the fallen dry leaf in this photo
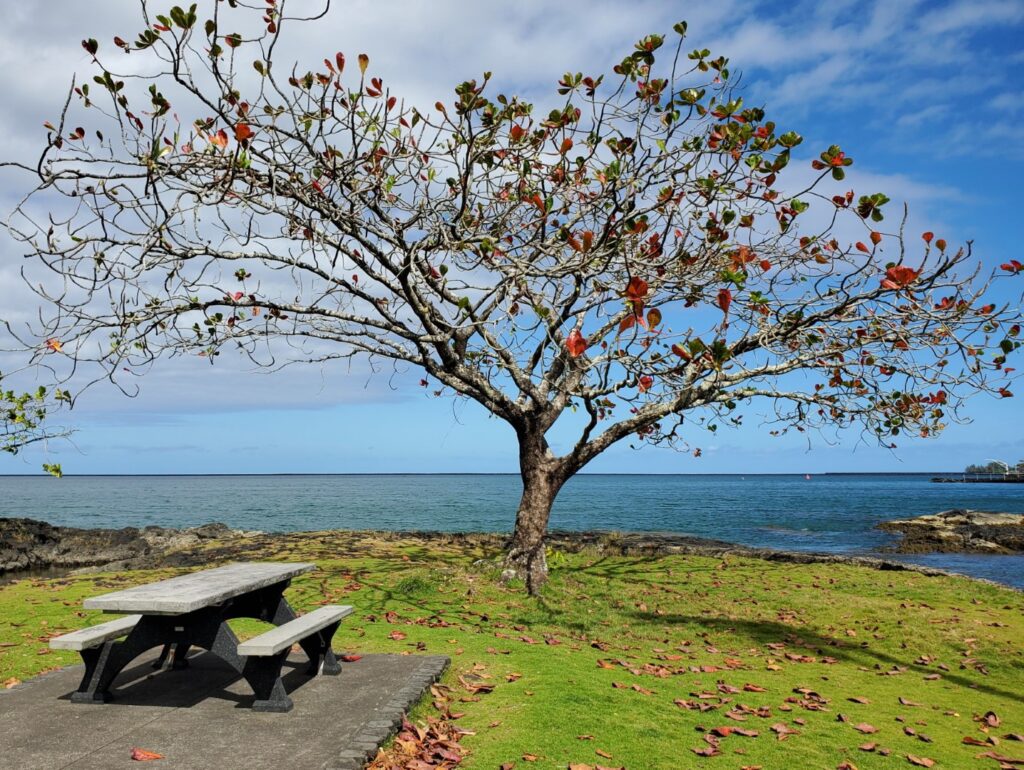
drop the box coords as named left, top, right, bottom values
left=691, top=745, right=721, bottom=757
left=339, top=654, right=362, bottom=662
left=962, top=735, right=990, bottom=747
left=130, top=748, right=164, bottom=761
left=906, top=755, right=935, bottom=767
left=853, top=723, right=879, bottom=734
left=771, top=723, right=800, bottom=741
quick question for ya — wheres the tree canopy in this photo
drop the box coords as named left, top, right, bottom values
left=3, top=1, right=1020, bottom=588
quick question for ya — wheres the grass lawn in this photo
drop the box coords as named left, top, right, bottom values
left=1, top=532, right=1022, bottom=769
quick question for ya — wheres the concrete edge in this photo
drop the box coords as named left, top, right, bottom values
left=323, top=655, right=451, bottom=770
left=0, top=662, right=83, bottom=697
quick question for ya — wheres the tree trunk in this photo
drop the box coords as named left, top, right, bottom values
left=502, top=434, right=563, bottom=595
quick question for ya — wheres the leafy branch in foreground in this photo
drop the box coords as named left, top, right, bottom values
left=3, top=1, right=1020, bottom=588
left=0, top=369, right=69, bottom=476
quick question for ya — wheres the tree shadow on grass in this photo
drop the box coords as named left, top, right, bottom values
left=628, top=611, right=1024, bottom=705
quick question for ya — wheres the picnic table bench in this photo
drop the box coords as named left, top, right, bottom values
left=49, top=562, right=351, bottom=712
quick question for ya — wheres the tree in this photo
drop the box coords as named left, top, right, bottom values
left=3, top=2, right=1020, bottom=591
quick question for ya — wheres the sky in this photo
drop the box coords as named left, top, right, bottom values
left=1, top=0, right=1022, bottom=475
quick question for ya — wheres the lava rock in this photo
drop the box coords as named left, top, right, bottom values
left=877, top=509, right=1024, bottom=553
left=0, top=518, right=246, bottom=575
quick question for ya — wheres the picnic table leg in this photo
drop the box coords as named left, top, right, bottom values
left=297, top=620, right=342, bottom=676
left=183, top=611, right=295, bottom=712
left=257, top=592, right=342, bottom=677
left=242, top=651, right=294, bottom=712
left=70, top=644, right=113, bottom=704
left=151, top=642, right=173, bottom=669
left=170, top=642, right=191, bottom=669
left=70, top=619, right=169, bottom=704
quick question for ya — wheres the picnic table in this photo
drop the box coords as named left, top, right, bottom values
left=49, top=562, right=352, bottom=712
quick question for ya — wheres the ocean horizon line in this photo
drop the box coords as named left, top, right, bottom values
left=0, top=471, right=958, bottom=478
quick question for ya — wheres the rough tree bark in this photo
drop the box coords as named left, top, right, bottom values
left=502, top=430, right=566, bottom=594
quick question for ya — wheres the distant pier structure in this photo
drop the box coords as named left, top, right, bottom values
left=932, top=459, right=1024, bottom=483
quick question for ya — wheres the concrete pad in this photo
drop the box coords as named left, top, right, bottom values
left=0, top=650, right=449, bottom=770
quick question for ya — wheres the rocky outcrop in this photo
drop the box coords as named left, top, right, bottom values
left=0, top=518, right=247, bottom=575
left=878, top=509, right=1024, bottom=553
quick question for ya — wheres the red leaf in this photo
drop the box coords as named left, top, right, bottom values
left=233, top=123, right=254, bottom=142
left=870, top=231, right=882, bottom=245
left=638, top=375, right=654, bottom=393
left=935, top=239, right=946, bottom=251
left=210, top=129, right=229, bottom=149
left=560, top=137, right=573, bottom=154
left=717, top=288, right=732, bottom=315
left=335, top=52, right=345, bottom=73
left=855, top=241, right=870, bottom=253
left=646, top=308, right=662, bottom=329
left=510, top=124, right=525, bottom=142
left=625, top=277, right=649, bottom=301
left=130, top=747, right=164, bottom=761
left=386, top=96, right=397, bottom=111
left=922, top=231, right=933, bottom=243
left=566, top=329, right=588, bottom=357
left=881, top=265, right=919, bottom=290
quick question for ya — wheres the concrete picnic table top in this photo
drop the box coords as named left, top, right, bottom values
left=83, top=562, right=316, bottom=615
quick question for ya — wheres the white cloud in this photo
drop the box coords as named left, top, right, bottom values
left=918, top=0, right=1024, bottom=34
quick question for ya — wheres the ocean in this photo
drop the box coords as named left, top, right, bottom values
left=1, top=473, right=1022, bottom=588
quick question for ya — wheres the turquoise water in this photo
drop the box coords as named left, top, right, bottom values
left=1, top=473, right=1021, bottom=588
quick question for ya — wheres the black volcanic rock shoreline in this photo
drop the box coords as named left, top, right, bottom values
left=0, top=517, right=246, bottom=575
left=877, top=509, right=1024, bottom=554
left=0, top=517, right=1017, bottom=589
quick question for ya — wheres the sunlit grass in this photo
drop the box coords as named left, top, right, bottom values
left=1, top=533, right=1021, bottom=769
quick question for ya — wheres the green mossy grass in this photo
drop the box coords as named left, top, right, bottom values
left=1, top=533, right=1021, bottom=769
